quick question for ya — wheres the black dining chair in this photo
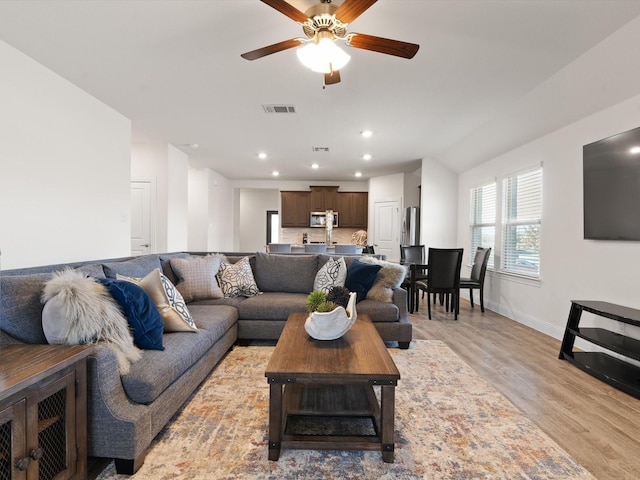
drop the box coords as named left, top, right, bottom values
left=460, top=247, right=491, bottom=312
left=417, top=248, right=464, bottom=320
left=400, top=245, right=427, bottom=313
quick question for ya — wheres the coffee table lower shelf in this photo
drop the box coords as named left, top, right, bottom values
left=269, top=382, right=396, bottom=462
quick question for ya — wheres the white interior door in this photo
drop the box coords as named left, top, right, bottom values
left=373, top=200, right=400, bottom=262
left=130, top=180, right=154, bottom=255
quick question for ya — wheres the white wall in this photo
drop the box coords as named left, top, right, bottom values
left=456, top=14, right=640, bottom=342
left=0, top=39, right=131, bottom=269
left=131, top=142, right=189, bottom=253
left=458, top=93, right=640, bottom=341
left=238, top=189, right=279, bottom=252
left=167, top=145, right=189, bottom=251
left=187, top=167, right=234, bottom=252
left=421, top=159, right=458, bottom=249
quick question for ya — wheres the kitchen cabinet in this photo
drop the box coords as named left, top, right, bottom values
left=281, top=191, right=311, bottom=227
left=336, top=192, right=368, bottom=228
left=0, top=345, right=92, bottom=480
left=309, top=186, right=338, bottom=212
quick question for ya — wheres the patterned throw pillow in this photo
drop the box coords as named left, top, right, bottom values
left=217, top=256, right=260, bottom=298
left=169, top=256, right=223, bottom=302
left=118, top=268, right=197, bottom=332
left=313, top=257, right=347, bottom=293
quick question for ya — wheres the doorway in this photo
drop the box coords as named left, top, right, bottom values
left=373, top=200, right=400, bottom=262
left=267, top=210, right=279, bottom=245
left=130, top=179, right=155, bottom=255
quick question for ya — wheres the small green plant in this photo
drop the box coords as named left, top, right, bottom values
left=306, top=290, right=327, bottom=312
left=327, top=286, right=350, bottom=309
left=315, top=301, right=339, bottom=313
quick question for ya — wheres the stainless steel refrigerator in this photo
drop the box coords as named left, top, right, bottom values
left=402, top=206, right=420, bottom=246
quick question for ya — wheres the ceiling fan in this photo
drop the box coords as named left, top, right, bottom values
left=240, top=0, right=420, bottom=85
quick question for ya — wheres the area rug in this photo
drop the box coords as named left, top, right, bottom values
left=96, top=340, right=595, bottom=479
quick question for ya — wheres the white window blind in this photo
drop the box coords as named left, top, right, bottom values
left=501, top=168, right=542, bottom=277
left=469, top=182, right=496, bottom=268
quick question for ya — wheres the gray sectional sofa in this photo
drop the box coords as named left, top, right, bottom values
left=0, top=251, right=411, bottom=474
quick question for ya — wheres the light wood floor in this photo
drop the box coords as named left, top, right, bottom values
left=410, top=297, right=640, bottom=480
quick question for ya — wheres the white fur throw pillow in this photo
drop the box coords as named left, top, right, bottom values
left=358, top=256, right=408, bottom=302
left=41, top=269, right=142, bottom=374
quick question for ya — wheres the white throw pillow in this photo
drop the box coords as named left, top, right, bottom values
left=314, top=257, right=347, bottom=293
left=118, top=268, right=197, bottom=332
left=169, top=256, right=223, bottom=302
left=217, top=256, right=260, bottom=297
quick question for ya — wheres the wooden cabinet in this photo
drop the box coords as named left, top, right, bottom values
left=0, top=345, right=92, bottom=480
left=309, top=186, right=338, bottom=212
left=281, top=189, right=367, bottom=229
left=559, top=301, right=640, bottom=399
left=281, top=191, right=311, bottom=227
left=336, top=192, right=368, bottom=228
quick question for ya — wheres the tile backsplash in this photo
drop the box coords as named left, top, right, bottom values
left=279, top=228, right=365, bottom=246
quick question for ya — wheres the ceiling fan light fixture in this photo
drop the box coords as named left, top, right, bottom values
left=297, top=36, right=350, bottom=73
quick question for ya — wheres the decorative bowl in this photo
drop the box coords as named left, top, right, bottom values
left=304, top=292, right=357, bottom=340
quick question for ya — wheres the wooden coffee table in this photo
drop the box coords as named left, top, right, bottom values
left=265, top=312, right=401, bottom=462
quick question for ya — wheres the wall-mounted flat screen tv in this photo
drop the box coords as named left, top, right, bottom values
left=583, top=125, right=640, bottom=240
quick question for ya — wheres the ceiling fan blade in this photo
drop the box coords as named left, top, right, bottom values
left=260, top=0, right=309, bottom=23
left=334, top=0, right=377, bottom=24
left=241, top=38, right=304, bottom=60
left=346, top=33, right=419, bottom=59
left=324, top=70, right=341, bottom=85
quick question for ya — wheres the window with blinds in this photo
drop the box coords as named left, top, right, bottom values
left=501, top=167, right=542, bottom=277
left=469, top=182, right=496, bottom=269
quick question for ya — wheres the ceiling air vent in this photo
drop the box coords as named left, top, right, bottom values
left=262, top=104, right=296, bottom=114
left=312, top=147, right=330, bottom=152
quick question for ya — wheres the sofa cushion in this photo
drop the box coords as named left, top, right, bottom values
left=236, top=292, right=308, bottom=320
left=0, top=273, right=51, bottom=344
left=254, top=252, right=318, bottom=293
left=118, top=268, right=197, bottom=332
left=74, top=263, right=106, bottom=278
left=102, top=255, right=162, bottom=279
left=217, top=256, right=260, bottom=297
left=96, top=278, right=165, bottom=351
left=121, top=305, right=237, bottom=404
left=169, top=255, right=223, bottom=302
left=345, top=260, right=382, bottom=302
left=313, top=256, right=347, bottom=293
left=159, top=252, right=192, bottom=285
left=353, top=298, right=400, bottom=322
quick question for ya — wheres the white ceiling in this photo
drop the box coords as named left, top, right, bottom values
left=1, top=0, right=640, bottom=181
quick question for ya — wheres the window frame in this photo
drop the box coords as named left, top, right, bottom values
left=500, top=166, right=543, bottom=279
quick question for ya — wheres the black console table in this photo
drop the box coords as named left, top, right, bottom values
left=559, top=300, right=640, bottom=399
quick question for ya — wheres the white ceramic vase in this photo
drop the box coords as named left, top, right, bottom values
left=305, top=292, right=357, bottom=340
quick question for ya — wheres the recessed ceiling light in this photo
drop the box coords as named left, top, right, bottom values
left=272, top=171, right=279, bottom=177
left=355, top=171, right=362, bottom=177
left=630, top=146, right=640, bottom=154
left=361, top=130, right=373, bottom=138
left=190, top=143, right=199, bottom=149
left=311, top=163, right=319, bottom=169
left=258, top=152, right=267, bottom=159
left=362, top=154, right=372, bottom=160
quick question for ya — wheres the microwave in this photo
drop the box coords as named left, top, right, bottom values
left=310, top=212, right=338, bottom=228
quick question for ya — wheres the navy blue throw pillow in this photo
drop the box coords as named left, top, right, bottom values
left=97, top=278, right=165, bottom=351
left=345, top=260, right=382, bottom=302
